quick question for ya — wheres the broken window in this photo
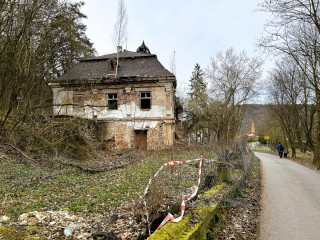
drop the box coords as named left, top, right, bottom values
left=73, top=94, right=84, bottom=110
left=108, top=93, right=118, bottom=110
left=140, top=92, right=151, bottom=110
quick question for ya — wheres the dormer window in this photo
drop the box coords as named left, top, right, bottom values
left=107, top=59, right=117, bottom=74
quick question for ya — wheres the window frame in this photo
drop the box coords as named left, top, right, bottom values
left=140, top=92, right=151, bottom=110
left=73, top=94, right=84, bottom=110
left=108, top=93, right=118, bottom=110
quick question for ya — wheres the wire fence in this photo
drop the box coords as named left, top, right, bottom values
left=139, top=139, right=258, bottom=236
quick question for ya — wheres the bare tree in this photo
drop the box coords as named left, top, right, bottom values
left=268, top=57, right=313, bottom=157
left=258, top=0, right=320, bottom=30
left=170, top=51, right=176, bottom=76
left=112, top=0, right=128, bottom=49
left=206, top=48, right=263, bottom=142
left=258, top=0, right=320, bottom=167
left=259, top=109, right=284, bottom=148
left=0, top=0, right=96, bottom=165
left=112, top=0, right=128, bottom=77
left=0, top=0, right=94, bottom=133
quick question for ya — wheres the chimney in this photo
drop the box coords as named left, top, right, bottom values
left=117, top=46, right=122, bottom=53
left=250, top=121, right=255, bottom=134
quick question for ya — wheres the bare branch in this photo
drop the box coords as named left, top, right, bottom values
left=112, top=0, right=128, bottom=49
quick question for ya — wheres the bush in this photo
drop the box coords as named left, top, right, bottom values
left=1, top=115, right=105, bottom=163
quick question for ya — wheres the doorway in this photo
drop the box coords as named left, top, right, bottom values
left=135, top=130, right=147, bottom=150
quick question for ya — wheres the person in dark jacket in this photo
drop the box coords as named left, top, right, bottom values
left=276, top=142, right=285, bottom=158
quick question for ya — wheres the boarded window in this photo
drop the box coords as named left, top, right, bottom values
left=73, top=94, right=84, bottom=109
left=108, top=93, right=118, bottom=110
left=140, top=92, right=151, bottom=109
left=135, top=130, right=147, bottom=149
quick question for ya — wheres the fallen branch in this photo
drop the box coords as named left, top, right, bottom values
left=6, top=143, right=37, bottom=166
left=64, top=161, right=126, bottom=173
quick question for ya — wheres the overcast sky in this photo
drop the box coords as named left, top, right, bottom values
left=81, top=0, right=270, bottom=101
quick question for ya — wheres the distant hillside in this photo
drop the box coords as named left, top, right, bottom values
left=241, top=104, right=269, bottom=135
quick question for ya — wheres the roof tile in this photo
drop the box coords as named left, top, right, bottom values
left=52, top=50, right=174, bottom=82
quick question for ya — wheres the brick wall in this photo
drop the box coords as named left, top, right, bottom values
left=51, top=80, right=175, bottom=149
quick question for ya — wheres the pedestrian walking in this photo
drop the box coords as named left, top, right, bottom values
left=276, top=142, right=285, bottom=158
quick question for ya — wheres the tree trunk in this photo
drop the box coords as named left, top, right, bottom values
left=291, top=147, right=296, bottom=158
left=313, top=105, right=320, bottom=169
left=313, top=144, right=320, bottom=168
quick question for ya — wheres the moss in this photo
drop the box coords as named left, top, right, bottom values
left=27, top=226, right=42, bottom=235
left=194, top=204, right=218, bottom=217
left=184, top=203, right=222, bottom=240
left=0, top=226, right=45, bottom=240
left=149, top=172, right=248, bottom=240
left=201, top=183, right=227, bottom=199
left=0, top=226, right=28, bottom=240
left=148, top=215, right=192, bottom=240
left=150, top=184, right=228, bottom=240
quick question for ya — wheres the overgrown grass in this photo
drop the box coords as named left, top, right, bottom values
left=294, top=151, right=314, bottom=163
left=0, top=148, right=208, bottom=218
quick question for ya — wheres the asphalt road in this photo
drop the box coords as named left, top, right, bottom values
left=255, top=152, right=320, bottom=240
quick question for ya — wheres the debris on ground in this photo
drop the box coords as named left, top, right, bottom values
left=213, top=160, right=261, bottom=240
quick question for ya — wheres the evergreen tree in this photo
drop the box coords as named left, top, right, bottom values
left=185, top=63, right=209, bottom=140
left=189, top=63, right=207, bottom=100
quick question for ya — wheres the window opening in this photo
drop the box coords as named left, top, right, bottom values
left=73, top=94, right=84, bottom=109
left=140, top=92, right=151, bottom=109
left=108, top=93, right=118, bottom=110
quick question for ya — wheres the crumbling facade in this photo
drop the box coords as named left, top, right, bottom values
left=49, top=42, right=176, bottom=150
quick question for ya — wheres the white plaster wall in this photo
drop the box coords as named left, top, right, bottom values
left=84, top=102, right=166, bottom=120
left=52, top=89, right=73, bottom=115
left=53, top=90, right=73, bottom=104
left=53, top=88, right=169, bottom=120
left=53, top=104, right=74, bottom=115
left=124, top=120, right=158, bottom=129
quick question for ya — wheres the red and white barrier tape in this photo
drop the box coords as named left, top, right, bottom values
left=138, top=156, right=204, bottom=234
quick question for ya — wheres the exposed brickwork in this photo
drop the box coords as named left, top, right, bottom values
left=107, top=59, right=117, bottom=74
left=51, top=81, right=176, bottom=150
left=166, top=91, right=173, bottom=116
left=147, top=126, right=161, bottom=149
left=115, top=123, right=132, bottom=149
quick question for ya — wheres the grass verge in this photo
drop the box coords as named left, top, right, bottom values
left=0, top=148, right=208, bottom=218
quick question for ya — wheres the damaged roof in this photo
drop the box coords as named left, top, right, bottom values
left=52, top=43, right=175, bottom=83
